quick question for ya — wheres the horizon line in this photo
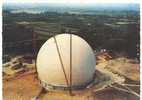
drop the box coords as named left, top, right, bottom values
left=3, top=0, right=140, bottom=4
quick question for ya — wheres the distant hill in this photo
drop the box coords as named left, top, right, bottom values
left=3, top=3, right=140, bottom=14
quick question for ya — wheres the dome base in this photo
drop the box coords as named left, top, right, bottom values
left=40, top=79, right=94, bottom=91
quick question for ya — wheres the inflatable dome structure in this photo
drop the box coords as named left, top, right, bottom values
left=36, top=34, right=96, bottom=91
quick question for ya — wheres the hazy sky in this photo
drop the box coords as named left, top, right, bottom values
left=4, top=0, right=140, bottom=4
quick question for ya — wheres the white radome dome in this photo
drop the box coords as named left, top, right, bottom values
left=36, top=34, right=96, bottom=90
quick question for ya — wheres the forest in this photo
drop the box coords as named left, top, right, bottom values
left=2, top=9, right=140, bottom=59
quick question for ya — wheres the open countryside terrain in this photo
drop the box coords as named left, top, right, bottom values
left=3, top=3, right=140, bottom=100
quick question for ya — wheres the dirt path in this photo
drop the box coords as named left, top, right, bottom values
left=3, top=70, right=139, bottom=100
left=3, top=73, right=40, bottom=100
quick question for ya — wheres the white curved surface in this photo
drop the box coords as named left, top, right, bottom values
left=36, top=34, right=96, bottom=88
